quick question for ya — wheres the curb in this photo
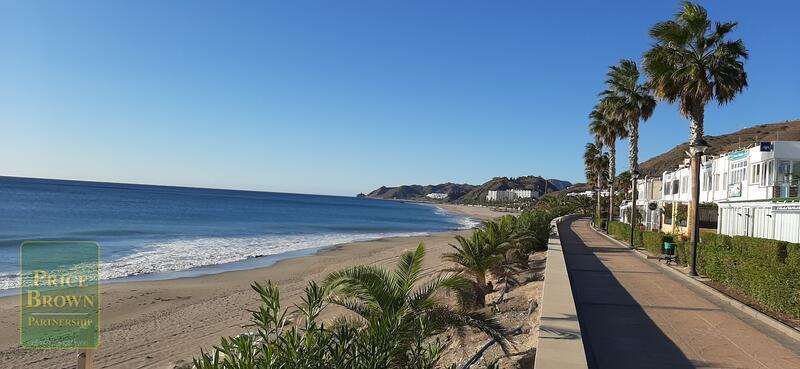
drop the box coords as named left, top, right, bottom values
left=533, top=214, right=589, bottom=369
left=588, top=221, right=800, bottom=343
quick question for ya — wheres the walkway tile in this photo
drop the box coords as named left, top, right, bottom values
left=560, top=218, right=800, bottom=369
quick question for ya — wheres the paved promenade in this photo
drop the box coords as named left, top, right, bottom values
left=560, top=218, right=800, bottom=369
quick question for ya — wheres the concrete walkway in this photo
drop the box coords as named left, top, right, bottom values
left=560, top=218, right=800, bottom=369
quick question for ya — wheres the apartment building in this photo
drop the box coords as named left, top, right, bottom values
left=486, top=189, right=539, bottom=202
left=628, top=141, right=800, bottom=242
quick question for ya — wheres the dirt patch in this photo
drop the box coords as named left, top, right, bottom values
left=437, top=251, right=546, bottom=369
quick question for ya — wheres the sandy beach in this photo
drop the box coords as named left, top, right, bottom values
left=0, top=204, right=505, bottom=368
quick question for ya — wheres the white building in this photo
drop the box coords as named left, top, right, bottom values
left=619, top=177, right=663, bottom=231
left=486, top=189, right=539, bottom=202
left=425, top=193, right=448, bottom=200
left=632, top=141, right=800, bottom=242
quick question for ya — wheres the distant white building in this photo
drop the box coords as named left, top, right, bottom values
left=426, top=193, right=448, bottom=200
left=486, top=189, right=539, bottom=202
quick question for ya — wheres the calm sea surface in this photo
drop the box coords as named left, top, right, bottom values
left=0, top=177, right=476, bottom=290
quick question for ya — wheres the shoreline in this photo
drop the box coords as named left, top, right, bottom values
left=0, top=204, right=505, bottom=368
left=0, top=202, right=487, bottom=297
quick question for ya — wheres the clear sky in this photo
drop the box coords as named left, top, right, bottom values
left=1, top=1, right=798, bottom=196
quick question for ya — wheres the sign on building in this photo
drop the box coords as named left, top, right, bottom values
left=729, top=150, right=748, bottom=160
left=728, top=183, right=742, bottom=198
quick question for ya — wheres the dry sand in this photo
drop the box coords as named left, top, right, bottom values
left=0, top=204, right=505, bottom=368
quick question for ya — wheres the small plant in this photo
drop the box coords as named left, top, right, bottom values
left=193, top=244, right=509, bottom=369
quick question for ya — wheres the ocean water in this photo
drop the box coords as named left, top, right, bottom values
left=0, top=177, right=478, bottom=291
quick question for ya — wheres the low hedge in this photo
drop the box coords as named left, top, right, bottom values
left=607, top=221, right=691, bottom=266
left=697, top=233, right=800, bottom=318
left=603, top=221, right=800, bottom=319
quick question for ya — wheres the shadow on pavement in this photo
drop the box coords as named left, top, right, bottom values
left=559, top=218, right=694, bottom=369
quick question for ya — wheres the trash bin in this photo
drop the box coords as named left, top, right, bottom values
left=662, top=242, right=675, bottom=256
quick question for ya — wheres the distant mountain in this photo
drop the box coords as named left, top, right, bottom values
left=366, top=183, right=478, bottom=201
left=639, top=120, right=800, bottom=176
left=365, top=176, right=572, bottom=202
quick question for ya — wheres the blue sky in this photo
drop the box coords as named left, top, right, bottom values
left=1, top=1, right=798, bottom=196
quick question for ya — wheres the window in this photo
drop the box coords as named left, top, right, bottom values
left=763, top=160, right=774, bottom=186
left=714, top=174, right=721, bottom=191
left=681, top=176, right=688, bottom=194
left=702, top=171, right=713, bottom=191
left=751, top=163, right=762, bottom=184
left=672, top=180, right=679, bottom=195
left=777, top=160, right=792, bottom=183
left=664, top=181, right=670, bottom=195
left=730, top=160, right=747, bottom=184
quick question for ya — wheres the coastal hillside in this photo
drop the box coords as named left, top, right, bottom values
left=639, top=120, right=800, bottom=175
left=367, top=183, right=478, bottom=201
left=366, top=176, right=571, bottom=202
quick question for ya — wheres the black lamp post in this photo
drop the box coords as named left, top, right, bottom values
left=606, top=178, right=614, bottom=233
left=630, top=170, right=639, bottom=248
left=689, top=137, right=710, bottom=277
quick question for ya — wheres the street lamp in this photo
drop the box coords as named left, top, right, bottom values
left=606, top=178, right=614, bottom=233
left=688, top=137, right=710, bottom=277
left=630, top=170, right=640, bottom=248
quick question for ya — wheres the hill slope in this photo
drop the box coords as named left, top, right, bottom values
left=639, top=120, right=800, bottom=175
left=366, top=176, right=571, bottom=202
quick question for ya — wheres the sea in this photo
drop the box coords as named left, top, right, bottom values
left=0, top=177, right=478, bottom=291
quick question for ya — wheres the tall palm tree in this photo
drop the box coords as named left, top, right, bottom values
left=325, top=243, right=509, bottom=364
left=601, top=59, right=656, bottom=234
left=643, top=1, right=747, bottom=241
left=583, top=142, right=608, bottom=224
left=589, top=102, right=628, bottom=226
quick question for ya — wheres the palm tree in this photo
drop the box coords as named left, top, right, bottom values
left=583, top=142, right=608, bottom=224
left=643, top=1, right=747, bottom=244
left=589, top=101, right=628, bottom=227
left=601, top=59, right=656, bottom=238
left=325, top=243, right=509, bottom=365
left=442, top=230, right=506, bottom=308
left=616, top=171, right=632, bottom=200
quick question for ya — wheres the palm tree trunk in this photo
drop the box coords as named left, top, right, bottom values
left=687, top=109, right=705, bottom=240
left=608, top=142, right=616, bottom=226
left=596, top=176, right=602, bottom=225
left=475, top=271, right=487, bottom=307
left=629, top=122, right=639, bottom=176
left=628, top=122, right=639, bottom=245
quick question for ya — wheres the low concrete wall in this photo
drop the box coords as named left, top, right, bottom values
left=533, top=215, right=588, bottom=369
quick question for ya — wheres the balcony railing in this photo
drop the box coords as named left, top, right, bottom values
left=773, top=181, right=800, bottom=198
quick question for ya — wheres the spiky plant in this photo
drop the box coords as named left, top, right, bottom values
left=442, top=230, right=507, bottom=308
left=325, top=243, right=509, bottom=362
left=193, top=244, right=509, bottom=369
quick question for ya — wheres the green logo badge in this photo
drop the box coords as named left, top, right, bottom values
left=20, top=241, right=100, bottom=349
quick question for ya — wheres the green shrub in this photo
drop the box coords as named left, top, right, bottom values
left=641, top=231, right=663, bottom=255
left=695, top=234, right=800, bottom=319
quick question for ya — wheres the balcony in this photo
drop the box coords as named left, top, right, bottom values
left=773, top=181, right=800, bottom=199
